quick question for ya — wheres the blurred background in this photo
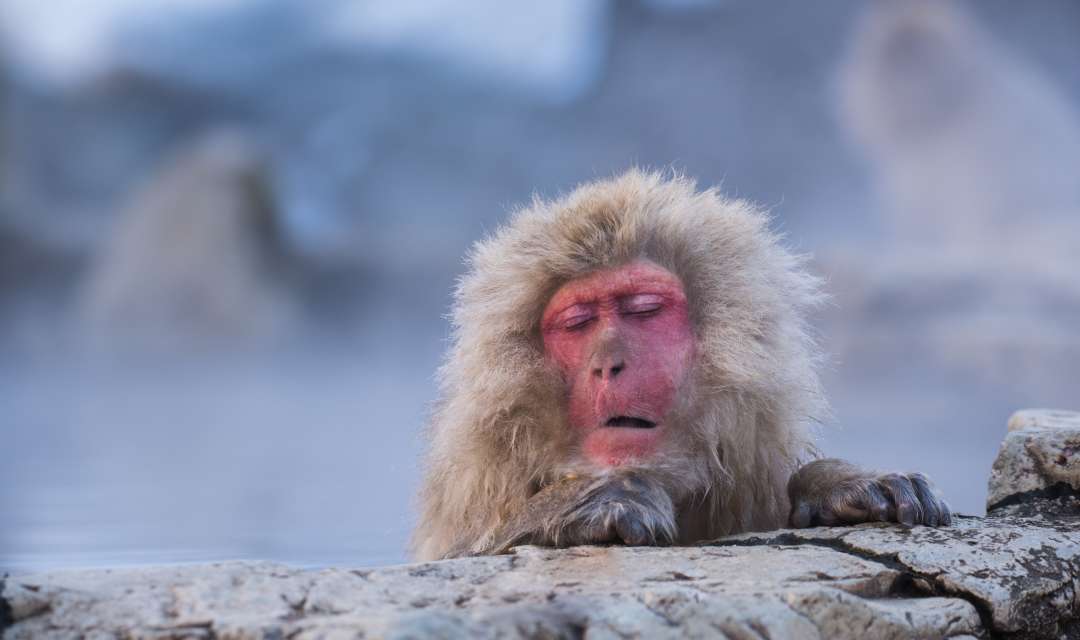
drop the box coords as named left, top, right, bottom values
left=1, top=0, right=1078, bottom=573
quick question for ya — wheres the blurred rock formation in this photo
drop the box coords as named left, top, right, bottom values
left=80, top=130, right=295, bottom=355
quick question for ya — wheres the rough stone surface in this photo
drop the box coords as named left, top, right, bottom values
left=988, top=409, right=1080, bottom=511
left=5, top=509, right=1079, bottom=639
left=723, top=509, right=1080, bottom=638
left=2, top=546, right=980, bottom=640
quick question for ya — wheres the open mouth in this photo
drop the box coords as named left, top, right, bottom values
left=604, top=416, right=657, bottom=429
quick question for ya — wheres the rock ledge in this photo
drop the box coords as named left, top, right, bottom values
left=3, top=505, right=1078, bottom=639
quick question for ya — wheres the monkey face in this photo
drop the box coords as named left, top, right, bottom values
left=541, top=259, right=696, bottom=468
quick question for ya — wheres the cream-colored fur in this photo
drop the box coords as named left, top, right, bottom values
left=413, top=169, right=826, bottom=560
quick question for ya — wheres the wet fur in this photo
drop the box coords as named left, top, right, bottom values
left=412, top=169, right=827, bottom=560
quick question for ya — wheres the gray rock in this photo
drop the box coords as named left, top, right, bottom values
left=722, top=511, right=1080, bottom=637
left=987, top=409, right=1080, bottom=511
left=2, top=544, right=983, bottom=640
left=6, top=511, right=1080, bottom=639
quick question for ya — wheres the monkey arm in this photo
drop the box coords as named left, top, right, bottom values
left=787, top=458, right=952, bottom=528
left=488, top=470, right=677, bottom=554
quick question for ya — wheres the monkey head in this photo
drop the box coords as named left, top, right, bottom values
left=413, top=169, right=827, bottom=560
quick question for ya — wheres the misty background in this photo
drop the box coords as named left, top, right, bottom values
left=1, top=0, right=1078, bottom=572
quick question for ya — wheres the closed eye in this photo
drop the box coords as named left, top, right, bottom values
left=621, top=294, right=665, bottom=316
left=548, top=303, right=596, bottom=331
left=563, top=314, right=595, bottom=330
left=623, top=304, right=661, bottom=316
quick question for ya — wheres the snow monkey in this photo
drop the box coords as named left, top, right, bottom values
left=412, top=170, right=951, bottom=560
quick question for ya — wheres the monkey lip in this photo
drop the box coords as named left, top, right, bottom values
left=583, top=421, right=663, bottom=466
left=604, top=416, right=657, bottom=429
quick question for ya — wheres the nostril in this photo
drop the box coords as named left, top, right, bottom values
left=592, top=360, right=626, bottom=380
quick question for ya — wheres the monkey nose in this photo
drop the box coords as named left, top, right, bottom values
left=592, top=360, right=626, bottom=381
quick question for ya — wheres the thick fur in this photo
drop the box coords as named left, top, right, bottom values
left=412, top=169, right=827, bottom=560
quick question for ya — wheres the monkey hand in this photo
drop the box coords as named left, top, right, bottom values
left=787, top=458, right=952, bottom=528
left=554, top=471, right=678, bottom=546
left=489, top=470, right=677, bottom=553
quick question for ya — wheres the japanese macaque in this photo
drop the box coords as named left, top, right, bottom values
left=838, top=0, right=1080, bottom=245
left=412, top=170, right=950, bottom=561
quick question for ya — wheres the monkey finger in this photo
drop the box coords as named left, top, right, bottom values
left=817, top=507, right=843, bottom=526
left=863, top=483, right=893, bottom=522
left=818, top=480, right=884, bottom=525
left=908, top=473, right=938, bottom=526
left=938, top=499, right=953, bottom=527
left=910, top=474, right=951, bottom=527
left=573, top=516, right=619, bottom=546
left=615, top=514, right=652, bottom=546
left=651, top=518, right=676, bottom=545
left=829, top=480, right=891, bottom=522
left=877, top=474, right=923, bottom=526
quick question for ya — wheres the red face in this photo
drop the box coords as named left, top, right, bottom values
left=541, top=260, right=695, bottom=467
